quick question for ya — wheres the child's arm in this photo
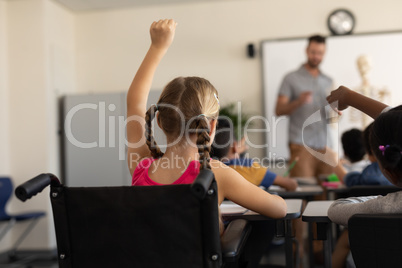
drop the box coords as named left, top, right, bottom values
left=272, top=175, right=298, bottom=191
left=333, top=161, right=347, bottom=183
left=126, top=19, right=177, bottom=175
left=328, top=195, right=382, bottom=226
left=326, top=86, right=389, bottom=119
left=212, top=160, right=287, bottom=219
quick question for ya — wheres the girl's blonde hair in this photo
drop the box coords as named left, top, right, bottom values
left=145, top=77, right=219, bottom=171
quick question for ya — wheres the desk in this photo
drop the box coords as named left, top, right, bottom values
left=268, top=185, right=323, bottom=200
left=302, top=201, right=334, bottom=268
left=323, top=183, right=348, bottom=200
left=294, top=177, right=318, bottom=185
left=221, top=199, right=303, bottom=268
left=326, top=184, right=402, bottom=200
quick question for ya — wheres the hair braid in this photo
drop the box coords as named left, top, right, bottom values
left=145, top=105, right=164, bottom=159
left=195, top=117, right=211, bottom=171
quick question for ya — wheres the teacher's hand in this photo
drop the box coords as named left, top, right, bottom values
left=298, top=91, right=313, bottom=105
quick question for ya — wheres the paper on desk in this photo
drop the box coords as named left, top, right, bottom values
left=268, top=185, right=286, bottom=191
left=220, top=202, right=248, bottom=215
left=269, top=185, right=301, bottom=192
left=294, top=177, right=317, bottom=185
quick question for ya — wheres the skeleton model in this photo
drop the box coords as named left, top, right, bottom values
left=350, top=55, right=390, bottom=128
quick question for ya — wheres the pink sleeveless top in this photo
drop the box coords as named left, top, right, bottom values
left=132, top=158, right=200, bottom=186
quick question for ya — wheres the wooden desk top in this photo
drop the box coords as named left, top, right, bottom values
left=302, top=200, right=334, bottom=223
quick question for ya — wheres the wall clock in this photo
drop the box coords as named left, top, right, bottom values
left=327, top=9, right=355, bottom=35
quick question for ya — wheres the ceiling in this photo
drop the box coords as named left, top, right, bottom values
left=53, top=0, right=225, bottom=11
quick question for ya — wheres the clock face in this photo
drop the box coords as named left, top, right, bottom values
left=328, top=9, right=355, bottom=35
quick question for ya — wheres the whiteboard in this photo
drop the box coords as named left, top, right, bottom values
left=261, top=32, right=402, bottom=160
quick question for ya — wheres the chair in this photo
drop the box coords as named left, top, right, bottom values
left=15, top=170, right=251, bottom=268
left=0, top=177, right=46, bottom=258
left=348, top=213, right=402, bottom=268
left=334, top=185, right=402, bottom=241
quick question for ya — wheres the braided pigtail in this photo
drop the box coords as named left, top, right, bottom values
left=195, top=117, right=212, bottom=171
left=145, top=105, right=164, bottom=159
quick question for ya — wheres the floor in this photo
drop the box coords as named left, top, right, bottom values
left=260, top=242, right=287, bottom=267
left=0, top=251, right=58, bottom=268
left=260, top=236, right=325, bottom=268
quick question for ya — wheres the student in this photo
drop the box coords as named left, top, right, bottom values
left=340, top=128, right=369, bottom=173
left=126, top=19, right=287, bottom=232
left=327, top=86, right=402, bottom=268
left=334, top=123, right=392, bottom=186
left=331, top=123, right=392, bottom=268
left=211, top=117, right=298, bottom=191
left=211, top=117, right=302, bottom=265
left=326, top=85, right=402, bottom=223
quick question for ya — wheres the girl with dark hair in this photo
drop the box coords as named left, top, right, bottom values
left=126, top=19, right=287, bottom=234
left=326, top=86, right=402, bottom=268
left=326, top=85, right=402, bottom=225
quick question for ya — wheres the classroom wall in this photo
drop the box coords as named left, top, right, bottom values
left=0, top=0, right=9, bottom=176
left=2, top=0, right=75, bottom=251
left=75, top=0, right=402, bottom=159
left=0, top=0, right=11, bottom=252
left=2, top=0, right=402, bottom=253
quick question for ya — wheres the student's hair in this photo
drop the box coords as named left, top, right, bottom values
left=363, top=123, right=374, bottom=156
left=308, top=35, right=326, bottom=45
left=210, top=117, right=234, bottom=160
left=370, top=105, right=402, bottom=177
left=341, top=128, right=365, bottom=162
left=145, top=76, right=219, bottom=170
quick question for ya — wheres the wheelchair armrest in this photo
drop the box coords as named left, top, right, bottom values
left=221, top=219, right=251, bottom=262
left=15, top=173, right=60, bottom=202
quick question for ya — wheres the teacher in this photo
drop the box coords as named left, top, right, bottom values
left=275, top=35, right=335, bottom=178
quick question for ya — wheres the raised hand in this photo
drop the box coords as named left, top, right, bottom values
left=150, top=19, right=177, bottom=51
left=326, top=86, right=352, bottom=115
left=235, top=136, right=249, bottom=155
left=127, top=19, right=178, bottom=174
left=326, top=85, right=389, bottom=119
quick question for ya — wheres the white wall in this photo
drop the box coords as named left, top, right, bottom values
left=0, top=0, right=9, bottom=176
left=75, top=0, right=402, bottom=158
left=44, top=0, right=77, bottom=177
left=3, top=0, right=75, bottom=251
left=0, top=0, right=11, bottom=253
left=6, top=0, right=47, bottom=250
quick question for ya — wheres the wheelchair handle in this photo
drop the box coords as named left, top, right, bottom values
left=191, top=169, right=215, bottom=200
left=15, top=173, right=61, bottom=202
